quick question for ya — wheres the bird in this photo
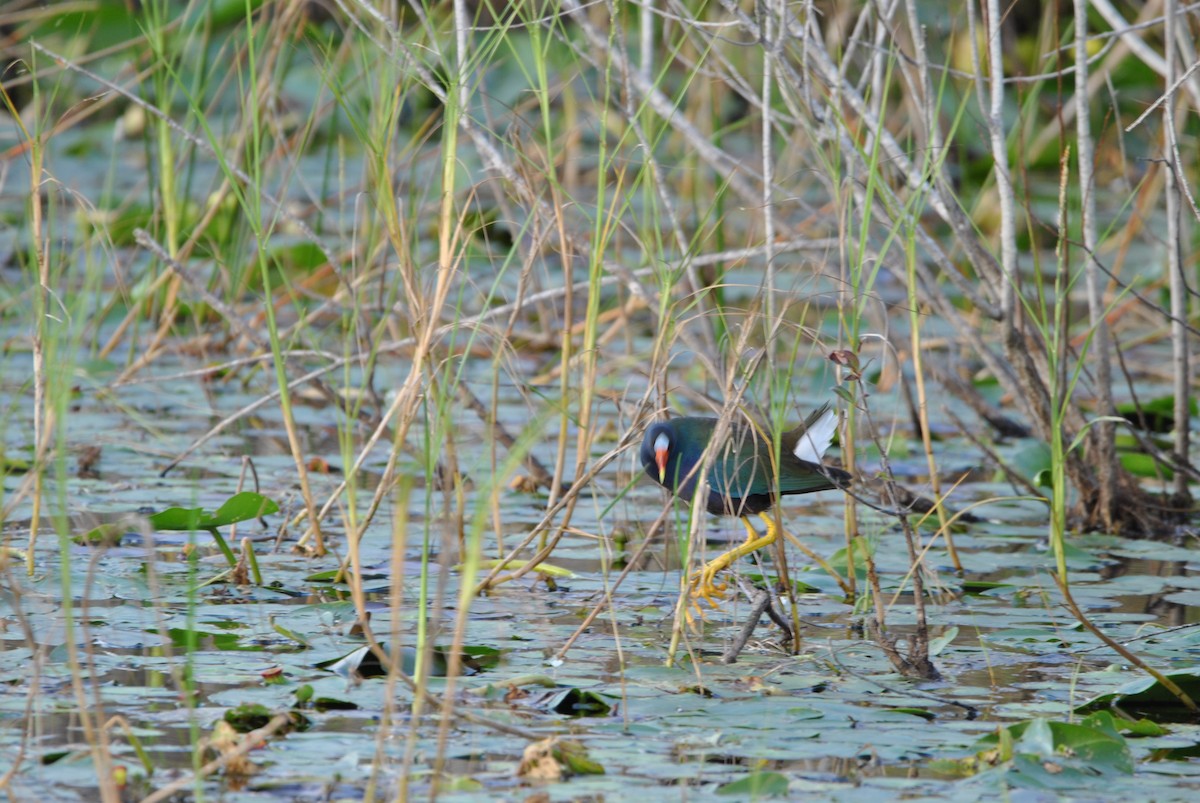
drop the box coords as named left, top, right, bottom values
left=639, top=404, right=850, bottom=606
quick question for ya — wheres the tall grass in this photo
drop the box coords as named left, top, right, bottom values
left=2, top=0, right=1197, bottom=795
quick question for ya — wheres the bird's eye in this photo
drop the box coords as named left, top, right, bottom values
left=654, top=432, right=669, bottom=452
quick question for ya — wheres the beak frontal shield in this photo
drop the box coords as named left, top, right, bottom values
left=653, top=431, right=670, bottom=485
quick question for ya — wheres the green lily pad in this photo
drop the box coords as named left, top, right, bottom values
left=1076, top=669, right=1200, bottom=722
left=717, top=770, right=790, bottom=797
left=543, top=687, right=616, bottom=717
left=973, top=713, right=1134, bottom=776
left=149, top=491, right=279, bottom=531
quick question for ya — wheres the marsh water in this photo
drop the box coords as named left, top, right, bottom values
left=3, top=308, right=1200, bottom=801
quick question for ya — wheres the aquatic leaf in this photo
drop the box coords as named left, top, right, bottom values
left=318, top=642, right=496, bottom=679
left=785, top=707, right=825, bottom=720
left=717, top=770, right=790, bottom=797
left=962, top=580, right=1014, bottom=594
left=1015, top=718, right=1055, bottom=755
left=1010, top=442, right=1051, bottom=482
left=269, top=618, right=312, bottom=648
left=542, top=687, right=615, bottom=717
left=1076, top=669, right=1200, bottom=722
left=890, top=707, right=937, bottom=720
left=322, top=644, right=423, bottom=679
left=517, top=737, right=604, bottom=779
left=1117, top=395, right=1198, bottom=433
left=139, top=493, right=278, bottom=531
left=224, top=703, right=273, bottom=732
left=304, top=569, right=348, bottom=582
left=928, top=626, right=959, bottom=657
left=0, top=454, right=31, bottom=473
left=81, top=492, right=280, bottom=556
left=472, top=558, right=578, bottom=579
left=1119, top=452, right=1172, bottom=479
left=439, top=775, right=485, bottom=792
left=974, top=715, right=1133, bottom=776
left=1121, top=717, right=1168, bottom=737
left=165, top=627, right=252, bottom=652
left=146, top=506, right=207, bottom=532
left=825, top=536, right=874, bottom=571
left=201, top=492, right=280, bottom=527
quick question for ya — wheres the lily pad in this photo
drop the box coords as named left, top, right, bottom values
left=1077, top=670, right=1200, bottom=722
left=717, top=770, right=791, bottom=797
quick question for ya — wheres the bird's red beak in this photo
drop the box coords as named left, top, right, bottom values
left=655, top=447, right=668, bottom=483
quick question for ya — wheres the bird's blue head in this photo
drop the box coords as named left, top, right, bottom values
left=640, top=421, right=674, bottom=486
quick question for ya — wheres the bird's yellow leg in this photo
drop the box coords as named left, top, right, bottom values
left=689, top=515, right=780, bottom=607
left=741, top=517, right=760, bottom=544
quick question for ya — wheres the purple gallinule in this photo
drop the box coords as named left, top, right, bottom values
left=640, top=404, right=849, bottom=605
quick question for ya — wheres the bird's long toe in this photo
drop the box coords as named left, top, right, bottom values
left=688, top=562, right=730, bottom=608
